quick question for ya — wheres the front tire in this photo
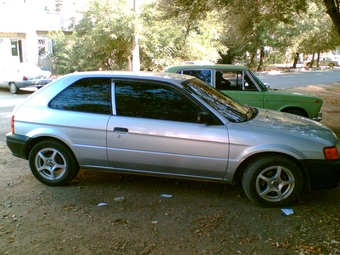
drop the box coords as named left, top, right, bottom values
left=28, top=140, right=79, bottom=186
left=242, top=155, right=303, bottom=207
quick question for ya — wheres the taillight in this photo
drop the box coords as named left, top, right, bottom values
left=23, top=76, right=28, bottom=81
left=323, top=147, right=339, bottom=160
left=11, top=116, right=14, bottom=133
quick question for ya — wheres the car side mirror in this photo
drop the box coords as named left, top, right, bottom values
left=197, top=112, right=211, bottom=124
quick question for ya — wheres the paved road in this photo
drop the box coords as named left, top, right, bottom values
left=258, top=67, right=340, bottom=89
left=0, top=88, right=34, bottom=139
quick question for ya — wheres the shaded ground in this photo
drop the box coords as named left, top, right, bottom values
left=0, top=82, right=340, bottom=255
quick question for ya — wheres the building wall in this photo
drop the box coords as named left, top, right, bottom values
left=0, top=33, right=26, bottom=65
left=0, top=0, right=64, bottom=68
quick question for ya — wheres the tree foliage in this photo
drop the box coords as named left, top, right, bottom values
left=139, top=0, right=224, bottom=70
left=49, top=0, right=340, bottom=74
left=49, top=0, right=135, bottom=73
left=296, top=2, right=340, bottom=56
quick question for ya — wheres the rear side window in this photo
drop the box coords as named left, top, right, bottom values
left=179, top=70, right=212, bottom=86
left=49, top=78, right=112, bottom=114
left=115, top=81, right=201, bottom=123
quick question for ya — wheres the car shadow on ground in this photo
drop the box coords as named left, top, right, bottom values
left=0, top=87, right=37, bottom=95
left=65, top=169, right=339, bottom=208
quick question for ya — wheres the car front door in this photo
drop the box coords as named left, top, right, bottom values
left=177, top=69, right=265, bottom=108
left=106, top=80, right=229, bottom=180
left=216, top=71, right=265, bottom=108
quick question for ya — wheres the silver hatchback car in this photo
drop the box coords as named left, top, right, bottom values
left=6, top=71, right=340, bottom=207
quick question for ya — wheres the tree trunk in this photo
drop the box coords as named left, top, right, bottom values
left=249, top=51, right=256, bottom=67
left=309, top=53, right=316, bottom=67
left=218, top=50, right=233, bottom=64
left=323, top=0, right=340, bottom=40
left=257, top=48, right=264, bottom=71
left=292, top=52, right=299, bottom=68
left=127, top=56, right=132, bottom=71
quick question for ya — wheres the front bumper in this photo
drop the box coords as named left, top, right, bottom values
left=312, top=112, right=322, bottom=121
left=5, top=133, right=31, bottom=160
left=301, top=158, right=340, bottom=189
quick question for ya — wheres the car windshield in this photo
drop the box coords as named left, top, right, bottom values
left=182, top=78, right=256, bottom=122
left=247, top=70, right=268, bottom=91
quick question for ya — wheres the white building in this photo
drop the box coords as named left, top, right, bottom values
left=0, top=0, right=75, bottom=70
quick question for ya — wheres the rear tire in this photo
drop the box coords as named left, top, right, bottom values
left=242, top=155, right=303, bottom=207
left=28, top=140, right=79, bottom=186
left=9, top=82, right=19, bottom=94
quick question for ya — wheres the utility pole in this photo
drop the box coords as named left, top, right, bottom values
left=132, top=0, right=140, bottom=71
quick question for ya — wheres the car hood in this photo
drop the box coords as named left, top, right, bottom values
left=248, top=108, right=337, bottom=142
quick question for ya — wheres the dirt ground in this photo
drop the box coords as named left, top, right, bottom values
left=1, top=82, right=340, bottom=255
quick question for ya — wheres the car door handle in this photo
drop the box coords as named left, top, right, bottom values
left=113, top=127, right=129, bottom=133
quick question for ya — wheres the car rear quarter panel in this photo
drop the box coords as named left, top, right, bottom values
left=12, top=76, right=112, bottom=167
left=14, top=105, right=111, bottom=167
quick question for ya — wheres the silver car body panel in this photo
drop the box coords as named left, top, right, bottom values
left=107, top=116, right=229, bottom=179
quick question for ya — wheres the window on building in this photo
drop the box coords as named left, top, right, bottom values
left=11, top=41, right=18, bottom=56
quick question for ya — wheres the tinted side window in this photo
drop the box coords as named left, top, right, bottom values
left=49, top=78, right=112, bottom=114
left=115, top=82, right=201, bottom=123
left=179, top=70, right=212, bottom=86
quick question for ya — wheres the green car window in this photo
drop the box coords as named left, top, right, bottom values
left=180, top=69, right=212, bottom=86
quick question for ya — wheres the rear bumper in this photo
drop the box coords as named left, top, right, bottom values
left=301, top=158, right=340, bottom=189
left=5, top=133, right=31, bottom=160
left=14, top=79, right=52, bottom=88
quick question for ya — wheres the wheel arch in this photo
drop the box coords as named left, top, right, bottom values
left=232, top=152, right=310, bottom=190
left=24, top=136, right=78, bottom=165
left=280, top=106, right=309, bottom=118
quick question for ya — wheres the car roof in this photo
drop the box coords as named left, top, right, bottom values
left=63, top=71, right=194, bottom=83
left=165, top=64, right=250, bottom=72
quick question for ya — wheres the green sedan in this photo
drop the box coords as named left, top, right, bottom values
left=165, top=64, right=323, bottom=120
